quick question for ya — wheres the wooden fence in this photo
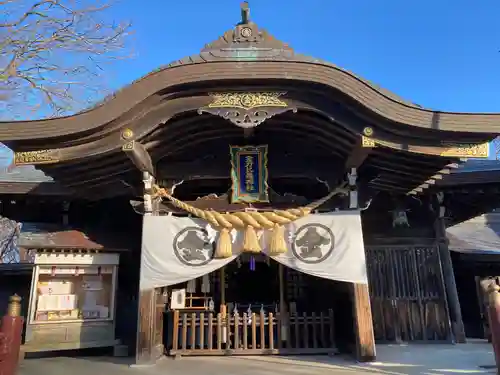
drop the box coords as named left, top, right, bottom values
left=169, top=309, right=337, bottom=356
left=366, top=245, right=452, bottom=342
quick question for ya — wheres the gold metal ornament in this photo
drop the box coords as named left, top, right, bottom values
left=363, top=127, right=374, bottom=137
left=198, top=92, right=297, bottom=128
left=439, top=143, right=489, bottom=158
left=361, top=136, right=376, bottom=148
left=14, top=150, right=60, bottom=165
left=208, top=92, right=288, bottom=109
left=121, top=128, right=134, bottom=140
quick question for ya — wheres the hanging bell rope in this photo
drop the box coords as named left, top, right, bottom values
left=152, top=183, right=348, bottom=258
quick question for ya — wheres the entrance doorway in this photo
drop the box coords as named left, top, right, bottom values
left=165, top=256, right=355, bottom=357
left=225, top=254, right=279, bottom=312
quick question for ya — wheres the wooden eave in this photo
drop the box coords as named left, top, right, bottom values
left=0, top=181, right=71, bottom=196
left=2, top=15, right=500, bottom=145
left=18, top=222, right=127, bottom=251
left=19, top=108, right=462, bottom=200
left=438, top=170, right=500, bottom=186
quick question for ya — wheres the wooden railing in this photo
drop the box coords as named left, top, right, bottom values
left=169, top=309, right=337, bottom=356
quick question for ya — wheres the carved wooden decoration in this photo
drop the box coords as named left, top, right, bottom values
left=198, top=92, right=297, bottom=128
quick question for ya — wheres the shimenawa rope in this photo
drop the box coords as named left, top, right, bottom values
left=152, top=183, right=347, bottom=258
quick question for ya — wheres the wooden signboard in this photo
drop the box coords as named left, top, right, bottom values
left=230, top=145, right=269, bottom=204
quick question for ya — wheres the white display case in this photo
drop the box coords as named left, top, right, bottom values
left=24, top=251, right=120, bottom=352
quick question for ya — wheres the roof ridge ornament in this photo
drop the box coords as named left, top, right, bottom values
left=201, top=2, right=293, bottom=59
left=239, top=1, right=250, bottom=25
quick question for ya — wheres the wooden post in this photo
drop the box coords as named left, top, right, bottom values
left=220, top=266, right=226, bottom=306
left=278, top=264, right=288, bottom=342
left=133, top=172, right=163, bottom=366
left=220, top=266, right=227, bottom=344
left=434, top=194, right=466, bottom=343
left=136, top=289, right=161, bottom=364
left=487, top=283, right=500, bottom=374
left=352, top=283, right=376, bottom=362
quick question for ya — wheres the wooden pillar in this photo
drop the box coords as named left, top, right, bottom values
left=352, top=283, right=376, bottom=362
left=485, top=282, right=500, bottom=374
left=134, top=172, right=164, bottom=366
left=434, top=194, right=466, bottom=343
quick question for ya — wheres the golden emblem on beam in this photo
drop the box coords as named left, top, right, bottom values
left=121, top=128, right=134, bottom=140
left=198, top=92, right=297, bottom=128
left=361, top=136, right=376, bottom=148
left=14, top=150, right=60, bottom=165
left=122, top=141, right=135, bottom=151
left=362, top=127, right=374, bottom=137
left=439, top=142, right=489, bottom=158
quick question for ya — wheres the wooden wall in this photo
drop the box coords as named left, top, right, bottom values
left=362, top=193, right=454, bottom=343
left=366, top=244, right=451, bottom=342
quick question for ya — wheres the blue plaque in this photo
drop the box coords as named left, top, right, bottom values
left=230, top=145, right=269, bottom=203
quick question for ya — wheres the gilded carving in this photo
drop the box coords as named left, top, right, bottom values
left=14, top=150, right=60, bottom=165
left=208, top=92, right=288, bottom=109
left=198, top=92, right=296, bottom=128
left=439, top=142, right=489, bottom=158
left=122, top=141, right=135, bottom=151
left=363, top=127, right=374, bottom=137
left=361, top=136, right=376, bottom=148
left=121, top=128, right=134, bottom=140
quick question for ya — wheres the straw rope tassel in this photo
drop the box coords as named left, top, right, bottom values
left=215, top=227, right=232, bottom=259
left=243, top=225, right=261, bottom=253
left=268, top=223, right=287, bottom=255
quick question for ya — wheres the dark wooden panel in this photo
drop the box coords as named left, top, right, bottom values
left=366, top=245, right=452, bottom=343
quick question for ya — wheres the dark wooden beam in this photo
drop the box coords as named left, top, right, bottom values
left=345, top=135, right=373, bottom=169
left=157, top=156, right=341, bottom=181
left=122, top=141, right=155, bottom=177
left=130, top=190, right=344, bottom=215
left=62, top=154, right=342, bottom=189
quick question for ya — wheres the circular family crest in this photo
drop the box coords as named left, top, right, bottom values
left=291, top=223, right=335, bottom=264
left=173, top=227, right=214, bottom=267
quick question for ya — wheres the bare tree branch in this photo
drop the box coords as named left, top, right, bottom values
left=0, top=0, right=133, bottom=119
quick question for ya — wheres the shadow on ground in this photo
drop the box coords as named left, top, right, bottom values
left=19, top=341, right=497, bottom=375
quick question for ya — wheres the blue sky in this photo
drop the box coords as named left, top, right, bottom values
left=102, top=0, right=500, bottom=113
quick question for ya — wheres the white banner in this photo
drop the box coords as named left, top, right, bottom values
left=140, top=215, right=238, bottom=290
left=140, top=211, right=367, bottom=290
left=269, top=211, right=367, bottom=285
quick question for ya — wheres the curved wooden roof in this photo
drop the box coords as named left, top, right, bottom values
left=0, top=3, right=497, bottom=200
left=1, top=8, right=500, bottom=143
